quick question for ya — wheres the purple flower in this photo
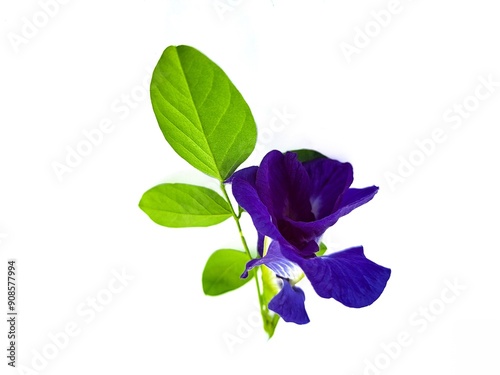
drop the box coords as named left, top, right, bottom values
left=230, top=150, right=391, bottom=324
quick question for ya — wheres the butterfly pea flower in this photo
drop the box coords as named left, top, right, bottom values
left=230, top=150, right=391, bottom=324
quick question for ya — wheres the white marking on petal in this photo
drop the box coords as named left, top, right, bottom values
left=310, top=196, right=321, bottom=218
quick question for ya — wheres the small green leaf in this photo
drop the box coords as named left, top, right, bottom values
left=202, top=249, right=254, bottom=296
left=317, top=242, right=328, bottom=256
left=289, top=149, right=327, bottom=163
left=139, top=183, right=231, bottom=227
left=151, top=45, right=257, bottom=181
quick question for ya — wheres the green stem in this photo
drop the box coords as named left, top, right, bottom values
left=220, top=182, right=252, bottom=258
left=220, top=182, right=267, bottom=320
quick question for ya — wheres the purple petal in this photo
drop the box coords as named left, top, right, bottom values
left=226, top=166, right=258, bottom=186
left=287, top=186, right=379, bottom=239
left=232, top=177, right=287, bottom=245
left=240, top=241, right=300, bottom=279
left=338, top=186, right=379, bottom=215
left=256, top=151, right=314, bottom=222
left=273, top=218, right=318, bottom=253
left=269, top=280, right=310, bottom=325
left=257, top=232, right=265, bottom=257
left=303, top=158, right=353, bottom=219
left=230, top=166, right=275, bottom=257
left=296, top=246, right=391, bottom=308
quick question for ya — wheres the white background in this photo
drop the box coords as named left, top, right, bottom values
left=1, top=0, right=499, bottom=374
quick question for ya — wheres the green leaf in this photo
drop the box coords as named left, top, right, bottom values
left=289, top=149, right=327, bottom=163
left=317, top=242, right=327, bottom=256
left=202, top=249, right=254, bottom=296
left=151, top=45, right=257, bottom=181
left=139, top=183, right=232, bottom=227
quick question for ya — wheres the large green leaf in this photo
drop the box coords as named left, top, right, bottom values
left=139, top=183, right=231, bottom=227
left=202, top=249, right=254, bottom=296
left=151, top=45, right=257, bottom=181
